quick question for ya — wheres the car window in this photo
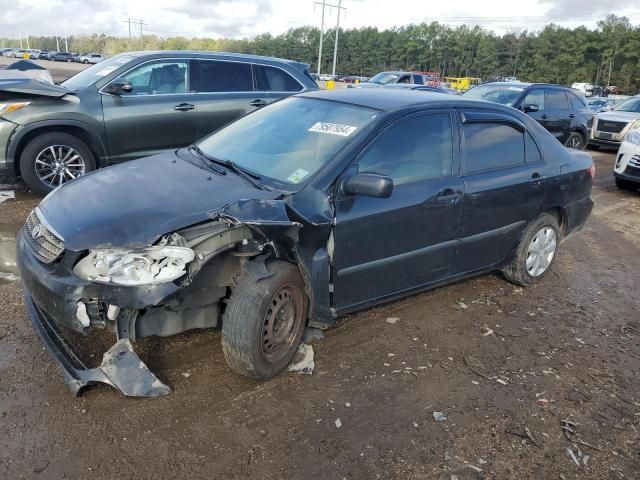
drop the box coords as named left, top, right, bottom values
left=523, top=89, right=545, bottom=111
left=120, top=61, right=188, bottom=95
left=463, top=122, right=525, bottom=174
left=397, top=75, right=411, bottom=84
left=255, top=65, right=302, bottom=92
left=568, top=92, right=586, bottom=109
left=545, top=90, right=570, bottom=110
left=525, top=133, right=542, bottom=163
left=413, top=74, right=424, bottom=85
left=356, top=113, right=453, bottom=185
left=193, top=60, right=252, bottom=93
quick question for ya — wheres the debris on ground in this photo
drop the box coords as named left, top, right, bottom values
left=334, top=418, right=342, bottom=429
left=181, top=372, right=191, bottom=378
left=288, top=344, right=315, bottom=375
left=385, top=317, right=399, bottom=324
left=301, top=326, right=325, bottom=342
left=433, top=411, right=447, bottom=422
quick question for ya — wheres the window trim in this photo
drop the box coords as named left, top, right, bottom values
left=99, top=57, right=191, bottom=97
left=460, top=110, right=528, bottom=176
left=348, top=109, right=458, bottom=187
left=252, top=63, right=305, bottom=93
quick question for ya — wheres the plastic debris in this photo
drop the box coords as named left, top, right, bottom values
left=288, top=344, right=315, bottom=375
left=433, top=411, right=447, bottom=422
left=385, top=317, right=399, bottom=324
left=334, top=418, right=342, bottom=428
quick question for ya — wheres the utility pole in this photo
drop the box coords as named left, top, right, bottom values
left=124, top=18, right=132, bottom=39
left=314, top=1, right=346, bottom=76
left=331, top=0, right=344, bottom=76
left=607, top=56, right=613, bottom=87
left=124, top=18, right=147, bottom=50
left=55, top=28, right=60, bottom=52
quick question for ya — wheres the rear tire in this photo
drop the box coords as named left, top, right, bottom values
left=502, top=213, right=560, bottom=287
left=222, top=260, right=309, bottom=379
left=565, top=132, right=586, bottom=150
left=19, top=132, right=96, bottom=196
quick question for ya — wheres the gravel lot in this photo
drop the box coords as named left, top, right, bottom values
left=0, top=149, right=638, bottom=479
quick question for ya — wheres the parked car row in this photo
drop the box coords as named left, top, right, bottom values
left=0, top=48, right=104, bottom=63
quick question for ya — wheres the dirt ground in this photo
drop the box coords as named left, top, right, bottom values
left=0, top=150, right=639, bottom=480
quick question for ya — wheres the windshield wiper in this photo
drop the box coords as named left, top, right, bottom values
left=205, top=155, right=272, bottom=191
left=187, top=145, right=226, bottom=175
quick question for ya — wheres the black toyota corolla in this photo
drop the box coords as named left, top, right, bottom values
left=16, top=89, right=594, bottom=397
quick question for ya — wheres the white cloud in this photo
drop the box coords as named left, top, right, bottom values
left=1, top=0, right=638, bottom=39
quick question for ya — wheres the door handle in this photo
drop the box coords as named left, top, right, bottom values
left=569, top=113, right=576, bottom=118
left=249, top=99, right=268, bottom=107
left=530, top=172, right=545, bottom=185
left=436, top=189, right=462, bottom=203
left=540, top=114, right=548, bottom=119
left=174, top=103, right=195, bottom=111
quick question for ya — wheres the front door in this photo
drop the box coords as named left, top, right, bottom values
left=333, top=111, right=463, bottom=311
left=101, top=59, right=199, bottom=163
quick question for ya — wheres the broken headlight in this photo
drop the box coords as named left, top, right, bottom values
left=73, top=246, right=195, bottom=286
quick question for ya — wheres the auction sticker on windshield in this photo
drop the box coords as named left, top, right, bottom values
left=286, top=168, right=310, bottom=184
left=309, top=122, right=357, bottom=137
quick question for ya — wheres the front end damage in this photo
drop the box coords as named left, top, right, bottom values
left=18, top=200, right=304, bottom=397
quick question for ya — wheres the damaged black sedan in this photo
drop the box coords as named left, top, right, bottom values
left=17, top=89, right=594, bottom=397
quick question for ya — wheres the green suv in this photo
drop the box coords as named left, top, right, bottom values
left=0, top=51, right=318, bottom=194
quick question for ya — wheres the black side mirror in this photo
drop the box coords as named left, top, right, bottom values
left=343, top=173, right=393, bottom=198
left=105, top=78, right=133, bottom=94
left=523, top=104, right=539, bottom=113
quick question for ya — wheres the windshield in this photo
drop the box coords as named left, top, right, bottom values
left=196, top=97, right=379, bottom=187
left=369, top=72, right=401, bottom=85
left=462, top=84, right=525, bottom=106
left=613, top=97, right=640, bottom=113
left=61, top=54, right=138, bottom=90
left=588, top=98, right=606, bottom=106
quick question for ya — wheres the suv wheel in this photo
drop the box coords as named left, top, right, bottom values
left=222, top=260, right=308, bottom=379
left=565, top=132, right=585, bottom=150
left=19, top=132, right=96, bottom=195
left=503, top=213, right=560, bottom=286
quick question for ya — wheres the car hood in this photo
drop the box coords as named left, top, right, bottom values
left=595, top=110, right=640, bottom=123
left=0, top=71, right=69, bottom=97
left=38, top=151, right=281, bottom=251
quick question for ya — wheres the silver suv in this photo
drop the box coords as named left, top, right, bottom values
left=589, top=96, right=640, bottom=149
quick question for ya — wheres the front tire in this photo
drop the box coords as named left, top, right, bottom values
left=565, top=132, right=586, bottom=150
left=19, top=132, right=96, bottom=195
left=222, top=260, right=308, bottom=379
left=503, top=213, right=560, bottom=286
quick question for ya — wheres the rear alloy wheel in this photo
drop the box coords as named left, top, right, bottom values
left=222, top=260, right=308, bottom=379
left=565, top=132, right=585, bottom=150
left=19, top=132, right=96, bottom=195
left=503, top=213, right=560, bottom=286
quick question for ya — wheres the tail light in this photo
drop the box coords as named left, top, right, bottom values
left=588, top=164, right=596, bottom=178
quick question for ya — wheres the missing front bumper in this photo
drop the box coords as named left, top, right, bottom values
left=25, top=291, right=171, bottom=398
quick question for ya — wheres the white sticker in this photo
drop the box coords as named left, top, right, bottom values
left=95, top=66, right=118, bottom=77
left=508, top=87, right=524, bottom=91
left=308, top=122, right=357, bottom=137
left=287, top=168, right=309, bottom=184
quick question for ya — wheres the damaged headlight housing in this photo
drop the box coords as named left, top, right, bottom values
left=0, top=102, right=31, bottom=115
left=73, top=246, right=195, bottom=286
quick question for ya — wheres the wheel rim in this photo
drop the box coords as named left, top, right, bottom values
left=262, top=284, right=303, bottom=363
left=567, top=134, right=583, bottom=149
left=34, top=144, right=86, bottom=188
left=526, top=227, right=557, bottom=277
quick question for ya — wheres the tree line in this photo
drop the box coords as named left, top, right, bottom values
left=2, top=15, right=639, bottom=93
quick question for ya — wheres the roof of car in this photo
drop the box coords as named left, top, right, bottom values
left=122, top=50, right=309, bottom=68
left=479, top=81, right=575, bottom=90
left=300, top=88, right=470, bottom=111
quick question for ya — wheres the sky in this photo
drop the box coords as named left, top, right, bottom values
left=1, top=0, right=639, bottom=40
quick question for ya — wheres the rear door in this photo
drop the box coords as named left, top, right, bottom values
left=542, top=89, right=572, bottom=144
left=191, top=59, right=265, bottom=139
left=333, top=111, right=464, bottom=311
left=254, top=63, right=305, bottom=104
left=456, top=110, right=547, bottom=273
left=101, top=59, right=199, bottom=163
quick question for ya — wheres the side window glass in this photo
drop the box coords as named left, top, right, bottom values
left=463, top=122, right=525, bottom=174
left=523, top=89, right=545, bottom=111
left=356, top=113, right=453, bottom=186
left=255, top=65, right=302, bottom=92
left=121, top=61, right=188, bottom=95
left=397, top=75, right=411, bottom=84
left=413, top=74, right=424, bottom=85
left=525, top=132, right=542, bottom=163
left=545, top=90, right=570, bottom=110
left=194, top=60, right=252, bottom=92
left=568, top=92, right=586, bottom=109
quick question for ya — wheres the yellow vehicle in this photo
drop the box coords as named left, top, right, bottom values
left=444, top=77, right=482, bottom=92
